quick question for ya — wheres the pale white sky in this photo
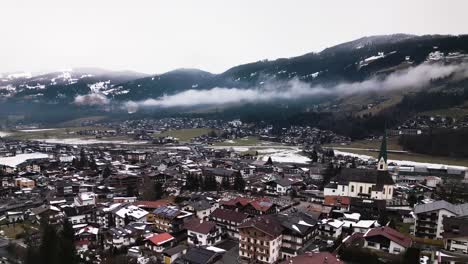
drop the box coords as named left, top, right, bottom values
left=1, top=0, right=467, bottom=74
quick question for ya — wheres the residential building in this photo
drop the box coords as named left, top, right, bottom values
left=442, top=216, right=468, bottom=254
left=238, top=215, right=284, bottom=264
left=186, top=219, right=223, bottom=246
left=413, top=200, right=468, bottom=239
left=363, top=226, right=412, bottom=254
left=209, top=208, right=249, bottom=239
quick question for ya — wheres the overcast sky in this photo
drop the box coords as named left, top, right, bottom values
left=1, top=0, right=467, bottom=74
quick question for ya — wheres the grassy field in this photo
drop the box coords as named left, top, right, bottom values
left=419, top=107, right=468, bottom=119
left=213, top=136, right=260, bottom=146
left=355, top=95, right=403, bottom=117
left=0, top=222, right=38, bottom=239
left=154, top=128, right=217, bottom=142
left=57, top=115, right=107, bottom=127
left=4, top=126, right=112, bottom=140
left=327, top=137, right=468, bottom=167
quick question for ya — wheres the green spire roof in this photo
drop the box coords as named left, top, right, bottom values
left=378, top=130, right=388, bottom=162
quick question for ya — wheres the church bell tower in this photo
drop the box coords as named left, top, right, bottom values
left=377, top=129, right=388, bottom=171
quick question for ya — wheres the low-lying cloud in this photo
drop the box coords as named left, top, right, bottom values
left=124, top=62, right=468, bottom=112
left=74, top=93, right=110, bottom=106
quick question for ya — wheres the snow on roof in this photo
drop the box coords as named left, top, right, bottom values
left=0, top=153, right=49, bottom=167
left=205, top=246, right=226, bottom=253
left=298, top=220, right=314, bottom=227
left=76, top=226, right=99, bottom=236
left=343, top=213, right=361, bottom=221
left=321, top=219, right=344, bottom=228
left=116, top=205, right=148, bottom=219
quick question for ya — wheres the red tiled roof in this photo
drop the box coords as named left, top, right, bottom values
left=364, top=226, right=412, bottom=248
left=222, top=197, right=273, bottom=212
left=323, top=196, right=351, bottom=207
left=279, top=252, right=343, bottom=264
left=148, top=232, right=174, bottom=246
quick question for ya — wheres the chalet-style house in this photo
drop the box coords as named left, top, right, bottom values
left=185, top=219, right=223, bottom=246
left=238, top=215, right=284, bottom=263
left=363, top=226, right=412, bottom=254
left=209, top=208, right=250, bottom=239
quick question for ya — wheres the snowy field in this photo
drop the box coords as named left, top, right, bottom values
left=36, top=138, right=148, bottom=145
left=212, top=146, right=311, bottom=164
left=257, top=148, right=311, bottom=164
left=0, top=131, right=11, bottom=137
left=334, top=150, right=467, bottom=170
left=18, top=128, right=58, bottom=132
left=0, top=153, right=49, bottom=167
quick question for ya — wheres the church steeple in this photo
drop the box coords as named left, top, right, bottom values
left=377, top=129, right=388, bottom=171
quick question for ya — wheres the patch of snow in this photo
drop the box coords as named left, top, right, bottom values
left=334, top=150, right=467, bottom=170
left=0, top=131, right=11, bottom=137
left=7, top=72, right=32, bottom=79
left=19, top=128, right=58, bottom=132
left=192, top=84, right=198, bottom=88
left=258, top=148, right=311, bottom=164
left=35, top=138, right=148, bottom=145
left=0, top=153, right=49, bottom=167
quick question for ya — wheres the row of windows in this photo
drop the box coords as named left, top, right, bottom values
left=342, top=185, right=392, bottom=195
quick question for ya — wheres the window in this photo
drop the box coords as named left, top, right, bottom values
left=342, top=186, right=345, bottom=192
left=359, top=186, right=363, bottom=193
left=368, top=187, right=372, bottom=194
left=383, top=188, right=385, bottom=194
left=351, top=185, right=354, bottom=192
left=388, top=188, right=392, bottom=195
left=380, top=164, right=383, bottom=170
left=368, top=242, right=376, bottom=247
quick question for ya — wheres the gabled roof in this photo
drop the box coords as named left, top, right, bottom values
left=185, top=219, right=217, bottom=235
left=414, top=200, right=468, bottom=216
left=148, top=232, right=174, bottom=246
left=364, top=226, right=412, bottom=248
left=210, top=208, right=249, bottom=223
left=183, top=247, right=221, bottom=264
left=238, top=215, right=284, bottom=237
left=336, top=168, right=394, bottom=185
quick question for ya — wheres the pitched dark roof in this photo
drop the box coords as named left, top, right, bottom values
left=336, top=168, right=394, bottom=185
left=186, top=219, right=217, bottom=234
left=364, top=226, right=412, bottom=248
left=274, top=211, right=318, bottom=235
left=183, top=247, right=221, bottom=264
left=210, top=208, right=249, bottom=223
left=238, top=215, right=284, bottom=237
left=442, top=216, right=468, bottom=238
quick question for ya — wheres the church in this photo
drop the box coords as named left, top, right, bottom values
left=324, top=131, right=395, bottom=201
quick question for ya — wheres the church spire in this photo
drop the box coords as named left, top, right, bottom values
left=377, top=129, right=388, bottom=171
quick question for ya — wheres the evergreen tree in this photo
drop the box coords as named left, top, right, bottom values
left=401, top=247, right=420, bottom=264
left=310, top=150, right=318, bottom=163
left=142, top=175, right=156, bottom=200
left=126, top=184, right=136, bottom=197
left=59, top=219, right=78, bottom=264
left=102, top=166, right=112, bottom=178
left=154, top=182, right=163, bottom=199
left=39, top=220, right=59, bottom=264
left=233, top=173, right=245, bottom=192
left=89, top=155, right=98, bottom=171
left=79, top=148, right=88, bottom=168
left=221, top=176, right=231, bottom=190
